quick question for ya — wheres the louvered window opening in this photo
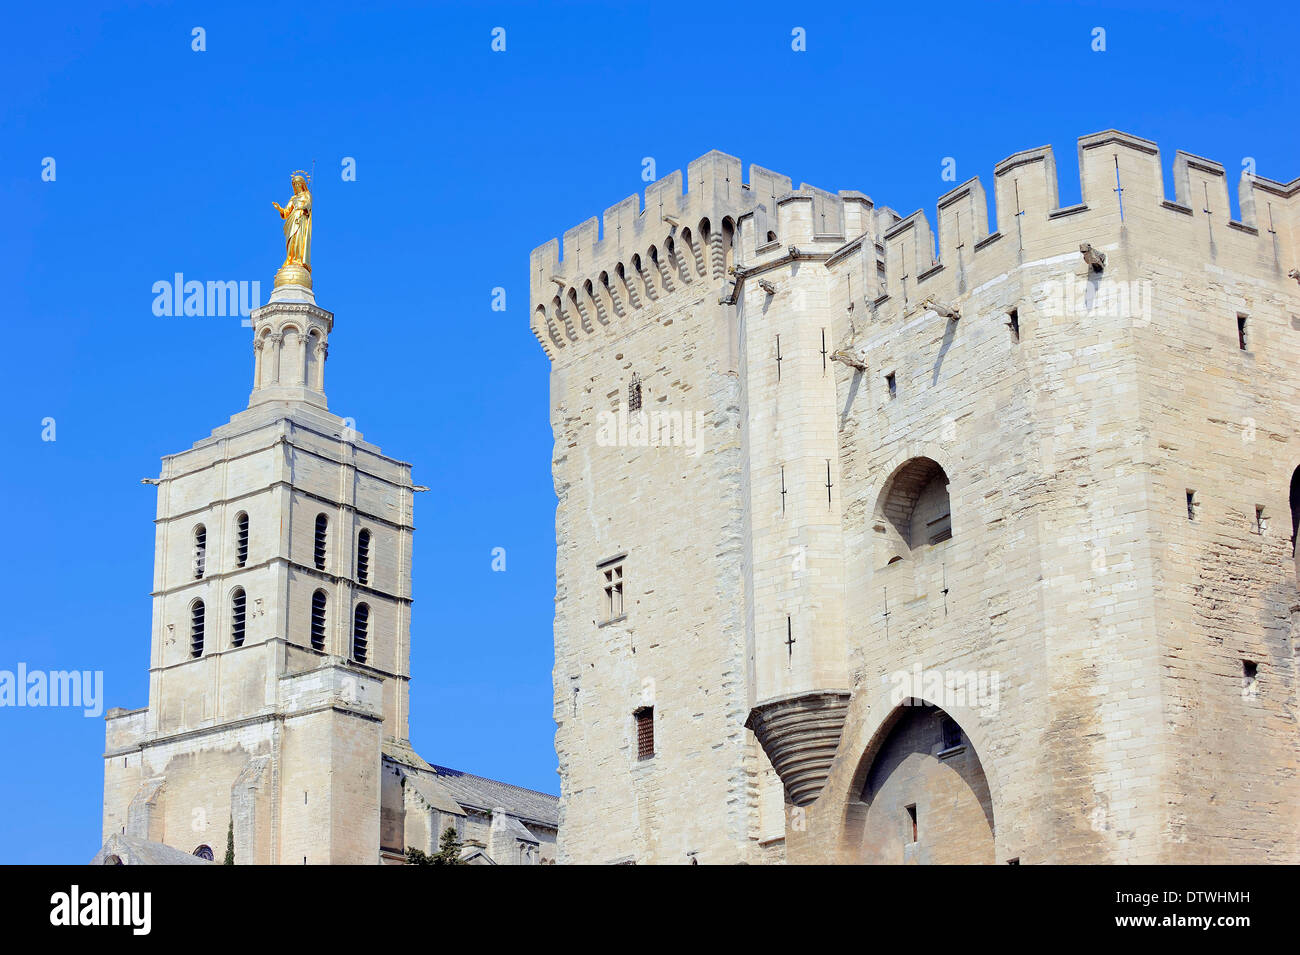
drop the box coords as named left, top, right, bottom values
left=353, top=603, right=369, bottom=664
left=231, top=589, right=246, bottom=648
left=314, top=514, right=328, bottom=571
left=190, top=601, right=205, bottom=658
left=193, top=525, right=207, bottom=579
left=356, top=530, right=371, bottom=585
left=311, top=590, right=327, bottom=652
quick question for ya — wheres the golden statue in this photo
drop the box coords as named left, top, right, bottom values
left=273, top=171, right=312, bottom=288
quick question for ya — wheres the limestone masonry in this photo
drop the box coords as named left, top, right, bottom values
left=99, top=277, right=557, bottom=866
left=530, top=131, right=1300, bottom=864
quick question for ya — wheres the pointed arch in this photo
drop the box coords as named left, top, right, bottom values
left=848, top=701, right=994, bottom=864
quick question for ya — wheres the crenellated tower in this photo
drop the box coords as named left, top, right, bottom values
left=533, top=132, right=1300, bottom=864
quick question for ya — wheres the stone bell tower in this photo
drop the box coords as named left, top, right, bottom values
left=101, top=175, right=419, bottom=864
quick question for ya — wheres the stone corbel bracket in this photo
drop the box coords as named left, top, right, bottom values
left=745, top=690, right=853, bottom=807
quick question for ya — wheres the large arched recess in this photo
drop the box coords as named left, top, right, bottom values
left=846, top=702, right=995, bottom=864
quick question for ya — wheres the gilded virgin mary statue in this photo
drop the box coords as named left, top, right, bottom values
left=273, top=171, right=312, bottom=288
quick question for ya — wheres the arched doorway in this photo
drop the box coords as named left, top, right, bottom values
left=855, top=704, right=994, bottom=864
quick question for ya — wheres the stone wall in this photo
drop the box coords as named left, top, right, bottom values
left=533, top=132, right=1300, bottom=864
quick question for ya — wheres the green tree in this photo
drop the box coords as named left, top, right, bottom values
left=223, top=817, right=235, bottom=865
left=406, top=826, right=466, bottom=865
left=434, top=825, right=465, bottom=864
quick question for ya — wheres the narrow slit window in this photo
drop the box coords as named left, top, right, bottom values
left=1008, top=308, right=1020, bottom=343
left=235, top=512, right=249, bottom=568
left=311, top=589, right=327, bottom=652
left=353, top=603, right=369, bottom=664
left=634, top=706, right=654, bottom=759
left=1186, top=490, right=1198, bottom=521
left=190, top=600, right=205, bottom=658
left=193, top=524, right=207, bottom=579
left=231, top=588, right=246, bottom=648
left=1237, top=313, right=1248, bottom=351
left=314, top=514, right=328, bottom=571
left=628, top=373, right=642, bottom=412
left=1255, top=506, right=1267, bottom=535
left=905, top=804, right=918, bottom=843
left=356, top=529, right=371, bottom=585
left=886, top=373, right=897, bottom=399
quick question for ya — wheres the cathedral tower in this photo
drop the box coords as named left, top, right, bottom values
left=102, top=179, right=419, bottom=864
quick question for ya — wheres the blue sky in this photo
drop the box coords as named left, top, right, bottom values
left=0, top=0, right=1293, bottom=863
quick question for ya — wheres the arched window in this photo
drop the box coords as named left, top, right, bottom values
left=193, top=524, right=207, bottom=579
left=193, top=845, right=214, bottom=861
left=356, top=530, right=372, bottom=585
left=311, top=589, right=327, bottom=652
left=306, top=329, right=323, bottom=391
left=876, top=458, right=952, bottom=565
left=235, top=512, right=249, bottom=568
left=190, top=599, right=205, bottom=658
left=231, top=588, right=246, bottom=648
left=353, top=603, right=369, bottom=664
left=314, top=513, right=328, bottom=571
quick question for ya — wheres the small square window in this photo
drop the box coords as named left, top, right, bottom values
left=634, top=706, right=654, bottom=759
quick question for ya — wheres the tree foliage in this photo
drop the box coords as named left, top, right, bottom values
left=406, top=826, right=466, bottom=865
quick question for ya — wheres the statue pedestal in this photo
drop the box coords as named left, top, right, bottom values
left=274, top=263, right=312, bottom=292
left=270, top=283, right=315, bottom=306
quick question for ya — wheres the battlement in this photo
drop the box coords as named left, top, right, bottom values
left=530, top=132, right=1299, bottom=361
left=863, top=130, right=1299, bottom=315
left=529, top=152, right=877, bottom=359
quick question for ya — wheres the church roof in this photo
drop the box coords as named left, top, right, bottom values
left=429, top=765, right=559, bottom=829
left=404, top=773, right=466, bottom=817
